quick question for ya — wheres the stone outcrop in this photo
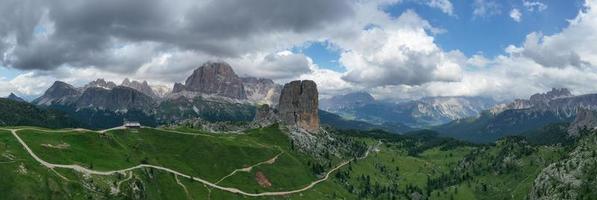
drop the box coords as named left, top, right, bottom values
left=32, top=81, right=81, bottom=105
left=84, top=78, right=117, bottom=90
left=75, top=86, right=155, bottom=112
left=242, top=77, right=281, bottom=106
left=174, top=62, right=247, bottom=99
left=254, top=104, right=278, bottom=127
left=567, top=108, right=597, bottom=136
left=121, top=78, right=157, bottom=98
left=278, top=80, right=319, bottom=133
left=529, top=88, right=573, bottom=107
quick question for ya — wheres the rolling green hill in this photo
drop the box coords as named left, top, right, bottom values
left=1, top=124, right=593, bottom=199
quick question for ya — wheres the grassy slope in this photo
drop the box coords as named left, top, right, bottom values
left=1, top=126, right=572, bottom=199
left=17, top=128, right=280, bottom=181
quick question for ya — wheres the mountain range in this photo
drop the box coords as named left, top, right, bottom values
left=320, top=92, right=498, bottom=128
left=435, top=88, right=597, bottom=143
left=16, top=62, right=387, bottom=132
left=5, top=61, right=597, bottom=143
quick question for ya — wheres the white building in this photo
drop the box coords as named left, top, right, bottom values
left=124, top=121, right=141, bottom=128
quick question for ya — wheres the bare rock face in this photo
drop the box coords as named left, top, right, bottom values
left=121, top=78, right=157, bottom=98
left=567, top=108, right=597, bottom=136
left=278, top=80, right=319, bottom=133
left=177, top=62, right=247, bottom=99
left=84, top=78, right=117, bottom=90
left=529, top=88, right=573, bottom=107
left=32, top=81, right=81, bottom=105
left=242, top=77, right=282, bottom=106
left=75, top=86, right=156, bottom=112
left=254, top=104, right=278, bottom=127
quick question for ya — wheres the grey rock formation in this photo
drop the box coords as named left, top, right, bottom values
left=242, top=77, right=281, bottom=105
left=529, top=88, right=573, bottom=107
left=567, top=108, right=597, bottom=136
left=175, top=62, right=247, bottom=99
left=254, top=104, right=278, bottom=127
left=278, top=80, right=319, bottom=133
left=32, top=81, right=81, bottom=105
left=84, top=78, right=117, bottom=90
left=172, top=83, right=186, bottom=93
left=121, top=78, right=157, bottom=98
left=75, top=86, right=155, bottom=112
left=7, top=93, right=26, bottom=102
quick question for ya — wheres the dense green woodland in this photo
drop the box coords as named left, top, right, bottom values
left=0, top=98, right=79, bottom=128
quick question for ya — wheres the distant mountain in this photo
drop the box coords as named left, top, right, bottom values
left=121, top=78, right=157, bottom=98
left=319, top=110, right=412, bottom=134
left=32, top=81, right=158, bottom=129
left=241, top=77, right=281, bottom=106
left=75, top=86, right=156, bottom=112
left=321, top=92, right=497, bottom=128
left=320, top=92, right=375, bottom=112
left=435, top=88, right=597, bottom=143
left=0, top=98, right=78, bottom=128
left=83, top=78, right=117, bottom=90
left=29, top=62, right=287, bottom=128
left=150, top=84, right=171, bottom=98
left=6, top=93, right=26, bottom=102
left=172, top=62, right=247, bottom=99
left=32, top=81, right=81, bottom=105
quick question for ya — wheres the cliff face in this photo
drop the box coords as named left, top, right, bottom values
left=177, top=62, right=247, bottom=99
left=277, top=80, right=319, bottom=133
left=121, top=78, right=157, bottom=98
left=254, top=104, right=278, bottom=127
left=75, top=86, right=156, bottom=112
left=32, top=81, right=81, bottom=105
left=567, top=108, right=597, bottom=136
left=242, top=77, right=281, bottom=106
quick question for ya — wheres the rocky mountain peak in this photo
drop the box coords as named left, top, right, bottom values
left=278, top=80, right=319, bottom=133
left=254, top=104, right=278, bottom=127
left=42, top=81, right=79, bottom=98
left=84, top=78, right=117, bottom=90
left=121, top=78, right=157, bottom=98
left=176, top=62, right=247, bottom=99
left=76, top=86, right=155, bottom=112
left=32, top=81, right=81, bottom=105
left=320, top=91, right=375, bottom=112
left=242, top=77, right=281, bottom=106
left=529, top=88, right=573, bottom=106
left=7, top=93, right=26, bottom=102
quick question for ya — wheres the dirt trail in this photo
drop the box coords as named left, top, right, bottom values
left=2, top=127, right=371, bottom=197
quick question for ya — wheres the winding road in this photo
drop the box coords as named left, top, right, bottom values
left=1, top=127, right=369, bottom=197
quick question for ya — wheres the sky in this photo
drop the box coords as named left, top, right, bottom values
left=0, top=0, right=596, bottom=101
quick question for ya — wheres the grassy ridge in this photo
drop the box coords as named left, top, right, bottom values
left=0, top=126, right=579, bottom=199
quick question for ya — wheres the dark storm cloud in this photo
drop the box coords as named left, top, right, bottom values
left=0, top=0, right=354, bottom=71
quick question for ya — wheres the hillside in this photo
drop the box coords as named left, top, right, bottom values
left=0, top=124, right=590, bottom=199
left=0, top=98, right=79, bottom=128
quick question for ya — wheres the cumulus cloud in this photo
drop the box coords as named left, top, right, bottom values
left=339, top=10, right=463, bottom=87
left=231, top=51, right=313, bottom=81
left=472, top=0, right=501, bottom=18
left=510, top=8, right=522, bottom=22
left=0, top=0, right=354, bottom=71
left=2, top=0, right=597, bottom=102
left=424, top=0, right=455, bottom=16
left=523, top=0, right=548, bottom=12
